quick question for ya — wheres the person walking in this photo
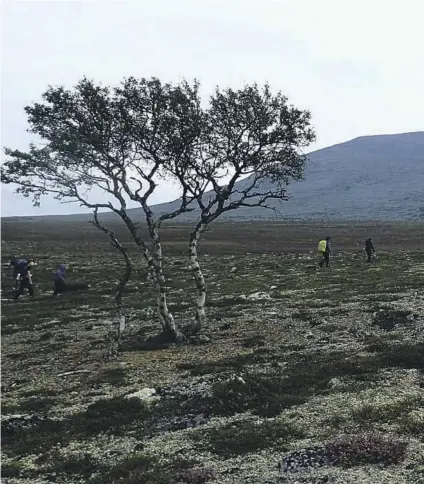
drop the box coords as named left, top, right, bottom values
left=364, top=237, right=376, bottom=263
left=10, top=258, right=27, bottom=289
left=53, top=263, right=67, bottom=296
left=319, top=236, right=332, bottom=267
left=14, top=259, right=35, bottom=299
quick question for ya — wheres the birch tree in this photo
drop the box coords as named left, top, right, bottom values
left=1, top=77, right=200, bottom=342
left=168, top=84, right=315, bottom=327
left=92, top=208, right=132, bottom=358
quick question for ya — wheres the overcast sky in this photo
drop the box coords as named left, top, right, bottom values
left=1, top=0, right=424, bottom=216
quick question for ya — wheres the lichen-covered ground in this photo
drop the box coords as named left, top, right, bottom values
left=1, top=222, right=424, bottom=483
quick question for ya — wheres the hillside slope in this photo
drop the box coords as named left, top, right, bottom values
left=2, top=132, right=423, bottom=222
left=150, top=131, right=424, bottom=221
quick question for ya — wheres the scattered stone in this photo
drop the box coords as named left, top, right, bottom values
left=248, top=292, right=272, bottom=301
left=278, top=446, right=331, bottom=473
left=57, top=369, right=90, bottom=377
left=310, top=317, right=328, bottom=327
left=154, top=413, right=211, bottom=433
left=270, top=285, right=278, bottom=290
left=218, top=322, right=231, bottom=331
left=328, top=377, right=342, bottom=388
left=242, top=334, right=266, bottom=348
left=125, top=388, right=159, bottom=403
left=229, top=374, right=246, bottom=384
left=230, top=266, right=237, bottom=273
left=1, top=414, right=64, bottom=434
left=372, top=309, right=420, bottom=331
left=190, top=334, right=211, bottom=344
left=306, top=332, right=315, bottom=339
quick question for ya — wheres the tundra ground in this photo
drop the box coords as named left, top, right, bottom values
left=1, top=221, right=424, bottom=483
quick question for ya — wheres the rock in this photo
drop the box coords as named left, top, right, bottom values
left=219, top=322, right=231, bottom=331
left=197, top=334, right=211, bottom=344
left=242, top=335, right=266, bottom=347
left=270, top=285, right=278, bottom=290
left=310, top=317, right=328, bottom=327
left=57, top=369, right=90, bottom=377
left=230, top=267, right=237, bottom=273
left=328, top=377, right=342, bottom=388
left=1, top=414, right=61, bottom=434
left=248, top=292, right=272, bottom=301
left=154, top=413, right=211, bottom=433
left=306, top=332, right=315, bottom=339
left=278, top=446, right=330, bottom=473
left=190, top=334, right=211, bottom=344
left=230, top=374, right=246, bottom=384
left=125, top=388, right=159, bottom=402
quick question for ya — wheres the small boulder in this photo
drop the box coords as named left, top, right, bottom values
left=190, top=334, right=211, bottom=344
left=310, top=317, right=328, bottom=327
left=328, top=377, right=342, bottom=389
left=248, top=292, right=272, bottom=301
left=125, top=388, right=159, bottom=403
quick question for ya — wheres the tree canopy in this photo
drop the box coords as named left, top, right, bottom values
left=1, top=76, right=315, bottom=339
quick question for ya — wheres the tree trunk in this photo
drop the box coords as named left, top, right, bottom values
left=151, top=225, right=184, bottom=341
left=189, top=223, right=207, bottom=329
left=142, top=204, right=184, bottom=342
left=117, top=209, right=171, bottom=334
left=92, top=209, right=133, bottom=358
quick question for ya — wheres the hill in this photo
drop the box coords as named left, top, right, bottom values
left=2, top=131, right=424, bottom=222
left=149, top=131, right=424, bottom=221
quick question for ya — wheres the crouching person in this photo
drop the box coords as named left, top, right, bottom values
left=53, top=264, right=89, bottom=296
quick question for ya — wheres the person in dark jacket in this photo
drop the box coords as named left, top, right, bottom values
left=10, top=258, right=27, bottom=288
left=365, top=237, right=376, bottom=263
left=52, top=264, right=89, bottom=296
left=14, top=259, right=35, bottom=299
left=319, top=237, right=332, bottom=267
left=53, top=264, right=67, bottom=296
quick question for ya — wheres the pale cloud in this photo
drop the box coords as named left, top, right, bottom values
left=1, top=0, right=423, bottom=216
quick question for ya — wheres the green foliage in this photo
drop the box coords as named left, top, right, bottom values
left=325, top=433, right=407, bottom=467
left=90, top=367, right=128, bottom=386
left=88, top=454, right=208, bottom=484
left=45, top=452, right=100, bottom=479
left=83, top=396, right=148, bottom=433
left=178, top=467, right=216, bottom=484
left=1, top=77, right=314, bottom=219
left=197, top=418, right=304, bottom=456
left=350, top=395, right=424, bottom=425
left=372, top=307, right=416, bottom=331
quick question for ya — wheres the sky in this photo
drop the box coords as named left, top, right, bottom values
left=1, top=0, right=424, bottom=216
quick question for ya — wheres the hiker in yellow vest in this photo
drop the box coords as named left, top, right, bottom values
left=318, top=237, right=332, bottom=267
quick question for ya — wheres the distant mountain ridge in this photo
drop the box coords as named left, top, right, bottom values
left=149, top=131, right=424, bottom=221
left=2, top=131, right=424, bottom=221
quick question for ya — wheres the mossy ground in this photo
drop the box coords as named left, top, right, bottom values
left=1, top=221, right=424, bottom=483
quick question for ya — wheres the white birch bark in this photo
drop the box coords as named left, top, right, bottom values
left=117, top=209, right=170, bottom=333
left=151, top=225, right=178, bottom=337
left=141, top=202, right=181, bottom=340
left=92, top=210, right=132, bottom=359
left=189, top=223, right=207, bottom=327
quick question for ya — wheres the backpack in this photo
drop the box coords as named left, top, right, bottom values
left=318, top=240, right=327, bottom=253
